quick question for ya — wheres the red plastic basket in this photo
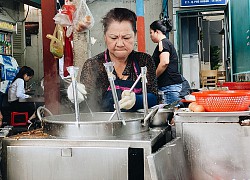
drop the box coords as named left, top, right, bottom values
left=217, top=82, right=250, bottom=90
left=192, top=90, right=250, bottom=112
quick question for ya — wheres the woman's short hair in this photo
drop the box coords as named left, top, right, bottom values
left=102, top=8, right=137, bottom=34
left=150, top=19, right=173, bottom=34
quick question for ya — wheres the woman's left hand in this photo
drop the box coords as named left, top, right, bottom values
left=119, top=90, right=136, bottom=110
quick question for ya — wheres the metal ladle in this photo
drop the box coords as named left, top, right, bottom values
left=103, top=62, right=125, bottom=125
left=66, top=66, right=80, bottom=126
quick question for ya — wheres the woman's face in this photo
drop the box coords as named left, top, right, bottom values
left=104, top=21, right=135, bottom=60
left=24, top=74, right=33, bottom=82
left=150, top=29, right=158, bottom=43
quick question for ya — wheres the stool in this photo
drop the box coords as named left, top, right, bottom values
left=10, top=112, right=29, bottom=126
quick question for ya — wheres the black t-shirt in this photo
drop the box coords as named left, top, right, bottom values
left=152, top=38, right=183, bottom=87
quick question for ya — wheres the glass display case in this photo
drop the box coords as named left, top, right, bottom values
left=0, top=30, right=13, bottom=56
left=0, top=21, right=14, bottom=57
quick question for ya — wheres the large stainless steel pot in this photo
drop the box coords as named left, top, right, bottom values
left=40, top=111, right=148, bottom=139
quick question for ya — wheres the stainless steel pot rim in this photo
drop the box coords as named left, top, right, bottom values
left=43, top=118, right=143, bottom=124
left=42, top=112, right=145, bottom=124
left=42, top=112, right=150, bottom=138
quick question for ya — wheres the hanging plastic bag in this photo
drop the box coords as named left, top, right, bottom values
left=53, top=0, right=76, bottom=27
left=53, top=12, right=72, bottom=27
left=46, top=24, right=65, bottom=59
left=56, top=24, right=65, bottom=45
left=61, top=4, right=76, bottom=22
left=53, top=9, right=74, bottom=37
left=73, top=0, right=94, bottom=33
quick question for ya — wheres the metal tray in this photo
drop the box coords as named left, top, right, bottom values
left=0, top=128, right=11, bottom=138
left=175, top=108, right=250, bottom=117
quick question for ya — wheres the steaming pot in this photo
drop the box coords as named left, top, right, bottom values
left=41, top=112, right=148, bottom=139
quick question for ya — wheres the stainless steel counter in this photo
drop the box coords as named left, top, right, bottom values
left=1, top=127, right=175, bottom=180
left=174, top=111, right=250, bottom=179
left=3, top=127, right=167, bottom=147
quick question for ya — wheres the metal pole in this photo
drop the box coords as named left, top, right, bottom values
left=141, top=67, right=148, bottom=117
left=103, top=62, right=123, bottom=121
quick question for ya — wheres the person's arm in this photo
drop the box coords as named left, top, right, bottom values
left=156, top=52, right=169, bottom=77
left=81, top=59, right=96, bottom=94
left=132, top=93, right=157, bottom=110
left=16, top=79, right=30, bottom=99
left=156, top=41, right=170, bottom=78
left=80, top=57, right=104, bottom=111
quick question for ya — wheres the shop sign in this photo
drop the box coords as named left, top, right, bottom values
left=181, top=0, right=227, bottom=7
left=0, top=21, right=15, bottom=31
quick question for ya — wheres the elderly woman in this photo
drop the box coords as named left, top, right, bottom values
left=80, top=8, right=158, bottom=112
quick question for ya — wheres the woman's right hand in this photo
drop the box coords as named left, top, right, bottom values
left=25, top=88, right=31, bottom=92
left=67, top=82, right=87, bottom=103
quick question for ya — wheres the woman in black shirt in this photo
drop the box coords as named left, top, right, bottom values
left=150, top=19, right=183, bottom=104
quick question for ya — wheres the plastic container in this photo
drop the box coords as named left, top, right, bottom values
left=192, top=90, right=250, bottom=112
left=217, top=82, right=250, bottom=90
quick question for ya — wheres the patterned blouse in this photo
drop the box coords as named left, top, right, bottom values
left=80, top=50, right=158, bottom=111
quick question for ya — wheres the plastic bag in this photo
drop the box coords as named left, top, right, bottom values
left=53, top=12, right=72, bottom=27
left=61, top=4, right=76, bottom=22
left=53, top=10, right=73, bottom=37
left=54, top=0, right=76, bottom=26
left=73, top=0, right=94, bottom=33
left=46, top=24, right=64, bottom=59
